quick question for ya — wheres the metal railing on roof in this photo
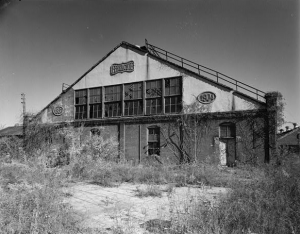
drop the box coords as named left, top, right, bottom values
left=145, top=39, right=266, bottom=102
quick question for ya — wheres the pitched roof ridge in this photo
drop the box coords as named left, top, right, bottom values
left=277, top=126, right=300, bottom=140
left=32, top=40, right=266, bottom=122
left=145, top=40, right=266, bottom=103
left=33, top=41, right=145, bottom=121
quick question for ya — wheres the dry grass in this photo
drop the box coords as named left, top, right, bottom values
left=135, top=184, right=163, bottom=198
left=65, top=155, right=257, bottom=189
left=2, top=155, right=299, bottom=234
left=1, top=129, right=299, bottom=234
left=0, top=162, right=80, bottom=234
left=165, top=156, right=300, bottom=234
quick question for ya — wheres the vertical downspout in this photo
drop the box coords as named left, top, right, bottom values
left=21, top=93, right=26, bottom=151
left=139, top=125, right=141, bottom=163
left=194, top=117, right=197, bottom=163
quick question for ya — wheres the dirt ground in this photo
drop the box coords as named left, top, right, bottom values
left=64, top=182, right=229, bottom=233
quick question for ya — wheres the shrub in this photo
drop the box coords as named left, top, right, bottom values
left=0, top=136, right=22, bottom=161
left=90, top=161, right=122, bottom=187
left=81, top=134, right=119, bottom=161
left=135, top=184, right=162, bottom=197
left=169, top=159, right=300, bottom=234
left=0, top=163, right=79, bottom=234
left=45, top=144, right=70, bottom=168
left=0, top=184, right=77, bottom=233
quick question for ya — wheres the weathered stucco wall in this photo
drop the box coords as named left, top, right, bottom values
left=37, top=45, right=265, bottom=125
left=73, top=46, right=180, bottom=89
left=73, top=45, right=265, bottom=114
left=182, top=76, right=264, bottom=112
left=38, top=88, right=74, bottom=124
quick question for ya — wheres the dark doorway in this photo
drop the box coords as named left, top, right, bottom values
left=219, top=122, right=236, bottom=167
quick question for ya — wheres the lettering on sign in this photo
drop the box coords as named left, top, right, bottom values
left=52, top=106, right=64, bottom=116
left=197, top=91, right=216, bottom=104
left=110, top=61, right=134, bottom=76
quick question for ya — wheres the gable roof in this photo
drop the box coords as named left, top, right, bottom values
left=33, top=42, right=142, bottom=121
left=0, top=126, right=23, bottom=137
left=34, top=40, right=266, bottom=121
left=277, top=126, right=300, bottom=145
left=144, top=40, right=266, bottom=103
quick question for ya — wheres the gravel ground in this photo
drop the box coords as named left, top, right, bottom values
left=64, top=182, right=229, bottom=233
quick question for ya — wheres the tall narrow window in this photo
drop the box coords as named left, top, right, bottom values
left=75, top=89, right=87, bottom=119
left=148, top=126, right=160, bottom=155
left=124, top=82, right=143, bottom=116
left=165, top=77, right=181, bottom=114
left=220, top=123, right=235, bottom=138
left=89, top=88, right=102, bottom=118
left=146, top=80, right=162, bottom=115
left=104, top=85, right=121, bottom=117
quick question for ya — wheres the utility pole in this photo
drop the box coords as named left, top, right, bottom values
left=297, top=133, right=300, bottom=157
left=21, top=93, right=26, bottom=149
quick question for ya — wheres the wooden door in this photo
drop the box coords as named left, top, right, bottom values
left=226, top=138, right=236, bottom=166
left=219, top=138, right=236, bottom=167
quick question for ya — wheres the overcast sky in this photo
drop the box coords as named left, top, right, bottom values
left=0, top=0, right=299, bottom=129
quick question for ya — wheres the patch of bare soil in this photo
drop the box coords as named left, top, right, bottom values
left=64, top=182, right=229, bottom=233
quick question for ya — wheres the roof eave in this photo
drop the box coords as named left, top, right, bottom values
left=146, top=52, right=266, bottom=106
left=32, top=41, right=146, bottom=122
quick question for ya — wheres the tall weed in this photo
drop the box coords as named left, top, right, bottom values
left=169, top=158, right=300, bottom=234
left=0, top=163, right=79, bottom=234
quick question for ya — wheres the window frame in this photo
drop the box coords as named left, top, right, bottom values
left=145, top=79, right=163, bottom=115
left=124, top=82, right=143, bottom=116
left=219, top=123, right=236, bottom=138
left=89, top=87, right=102, bottom=119
left=148, top=126, right=160, bottom=156
left=164, top=77, right=182, bottom=114
left=74, top=76, right=182, bottom=120
left=104, top=85, right=122, bottom=117
left=75, top=89, right=88, bottom=120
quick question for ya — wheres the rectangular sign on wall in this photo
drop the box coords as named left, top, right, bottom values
left=110, top=61, right=134, bottom=76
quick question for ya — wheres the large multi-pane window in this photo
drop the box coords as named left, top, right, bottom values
left=124, top=82, right=143, bottom=116
left=105, top=85, right=121, bottom=117
left=148, top=126, right=160, bottom=155
left=74, top=77, right=182, bottom=120
left=75, top=90, right=87, bottom=119
left=89, top=88, right=102, bottom=118
left=146, top=80, right=162, bottom=115
left=165, top=77, right=181, bottom=114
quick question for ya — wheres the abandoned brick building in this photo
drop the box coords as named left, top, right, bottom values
left=31, top=40, right=281, bottom=166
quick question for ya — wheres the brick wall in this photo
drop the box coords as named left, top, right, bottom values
left=119, top=122, right=180, bottom=165
left=125, top=124, right=140, bottom=164
left=193, top=116, right=266, bottom=164
left=63, top=110, right=268, bottom=165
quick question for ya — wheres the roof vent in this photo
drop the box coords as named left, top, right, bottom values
left=279, top=129, right=284, bottom=133
left=293, top=123, right=297, bottom=129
